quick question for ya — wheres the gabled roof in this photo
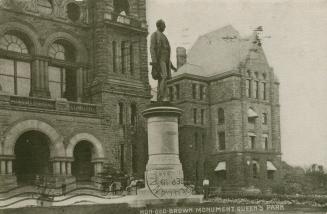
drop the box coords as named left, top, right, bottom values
left=173, top=25, right=267, bottom=78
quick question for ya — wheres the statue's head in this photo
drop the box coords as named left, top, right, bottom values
left=156, top=19, right=166, bottom=32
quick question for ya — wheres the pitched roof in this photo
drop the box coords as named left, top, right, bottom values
left=173, top=25, right=261, bottom=77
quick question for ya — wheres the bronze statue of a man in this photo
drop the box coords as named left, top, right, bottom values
left=150, top=19, right=177, bottom=102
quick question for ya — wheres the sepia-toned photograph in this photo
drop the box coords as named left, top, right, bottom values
left=0, top=0, right=326, bottom=213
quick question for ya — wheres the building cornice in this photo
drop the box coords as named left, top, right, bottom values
left=0, top=8, right=90, bottom=29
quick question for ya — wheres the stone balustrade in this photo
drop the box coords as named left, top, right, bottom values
left=10, top=95, right=56, bottom=109
left=69, top=102, right=98, bottom=114
left=2, top=94, right=99, bottom=116
left=106, top=12, right=147, bottom=29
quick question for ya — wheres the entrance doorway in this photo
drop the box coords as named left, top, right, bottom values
left=14, top=131, right=50, bottom=184
left=72, top=141, right=94, bottom=182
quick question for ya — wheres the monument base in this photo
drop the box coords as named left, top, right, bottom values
left=134, top=103, right=203, bottom=207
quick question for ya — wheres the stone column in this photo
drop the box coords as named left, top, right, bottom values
left=0, top=156, right=17, bottom=189
left=53, top=162, right=61, bottom=175
left=1, top=160, right=6, bottom=174
left=7, top=160, right=12, bottom=174
left=93, top=162, right=103, bottom=176
left=66, top=162, right=72, bottom=176
left=76, top=67, right=84, bottom=102
left=61, top=162, right=66, bottom=175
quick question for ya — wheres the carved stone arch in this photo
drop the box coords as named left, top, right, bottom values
left=66, top=133, right=105, bottom=159
left=0, top=22, right=42, bottom=55
left=2, top=119, right=65, bottom=157
left=43, top=31, right=87, bottom=63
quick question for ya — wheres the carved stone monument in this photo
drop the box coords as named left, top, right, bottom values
left=128, top=20, right=202, bottom=207
left=140, top=104, right=190, bottom=197
left=129, top=103, right=203, bottom=207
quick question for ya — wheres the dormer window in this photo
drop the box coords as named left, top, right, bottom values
left=248, top=108, right=258, bottom=124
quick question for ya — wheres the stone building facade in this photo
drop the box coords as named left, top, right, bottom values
left=0, top=0, right=151, bottom=190
left=168, top=26, right=282, bottom=192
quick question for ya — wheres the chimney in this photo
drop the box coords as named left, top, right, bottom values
left=176, top=47, right=187, bottom=69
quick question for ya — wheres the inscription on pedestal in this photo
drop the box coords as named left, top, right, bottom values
left=145, top=169, right=192, bottom=199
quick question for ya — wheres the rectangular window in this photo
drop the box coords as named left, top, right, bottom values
left=250, top=136, right=255, bottom=149
left=16, top=61, right=31, bottom=97
left=130, top=43, right=134, bottom=74
left=217, top=171, right=227, bottom=180
left=130, top=104, right=137, bottom=126
left=261, top=82, right=267, bottom=100
left=218, top=132, right=226, bottom=150
left=253, top=161, right=259, bottom=178
left=201, top=109, right=205, bottom=125
left=49, top=66, right=66, bottom=99
left=246, top=79, right=251, bottom=97
left=120, top=144, right=125, bottom=171
left=254, top=81, right=259, bottom=99
left=202, top=134, right=205, bottom=152
left=112, top=41, right=117, bottom=72
left=248, top=117, right=256, bottom=124
left=199, top=85, right=204, bottom=100
left=192, top=83, right=197, bottom=99
left=118, top=103, right=124, bottom=125
left=132, top=144, right=137, bottom=173
left=263, top=135, right=269, bottom=150
left=194, top=133, right=198, bottom=150
left=193, top=108, right=197, bottom=124
left=0, top=58, right=31, bottom=96
left=262, top=113, right=268, bottom=125
left=175, top=84, right=180, bottom=100
left=267, top=171, right=274, bottom=180
left=169, top=86, right=173, bottom=101
left=121, top=41, right=126, bottom=73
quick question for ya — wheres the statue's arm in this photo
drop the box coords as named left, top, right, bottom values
left=170, top=61, right=177, bottom=72
left=150, top=33, right=158, bottom=64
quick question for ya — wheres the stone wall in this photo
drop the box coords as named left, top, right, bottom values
left=0, top=0, right=151, bottom=189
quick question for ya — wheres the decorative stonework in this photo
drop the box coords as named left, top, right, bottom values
left=0, top=0, right=88, bottom=24
left=66, top=133, right=105, bottom=159
left=2, top=119, right=65, bottom=157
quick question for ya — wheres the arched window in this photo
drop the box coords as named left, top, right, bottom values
left=218, top=108, right=224, bottom=124
left=0, top=34, right=31, bottom=96
left=48, top=41, right=77, bottom=101
left=0, top=34, right=28, bottom=54
left=49, top=43, right=65, bottom=60
left=252, top=160, right=260, bottom=178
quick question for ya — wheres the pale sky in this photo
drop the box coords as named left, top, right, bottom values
left=146, top=0, right=327, bottom=168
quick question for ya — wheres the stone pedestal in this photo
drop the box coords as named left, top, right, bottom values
left=131, top=103, right=203, bottom=207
